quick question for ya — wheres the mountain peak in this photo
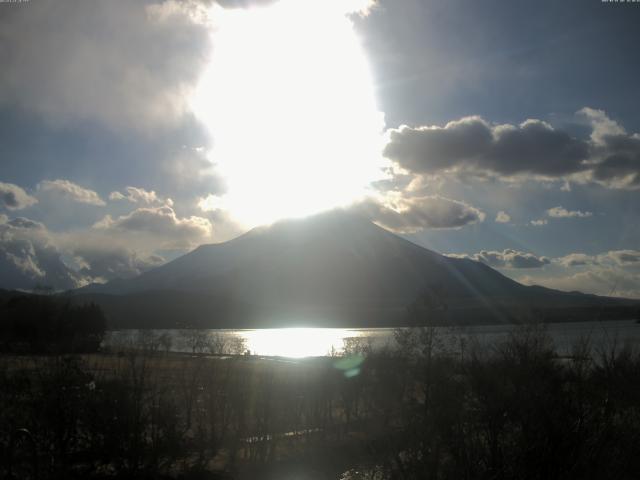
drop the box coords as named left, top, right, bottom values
left=74, top=207, right=629, bottom=328
left=244, top=208, right=375, bottom=237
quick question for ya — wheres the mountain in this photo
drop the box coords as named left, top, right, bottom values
left=73, top=211, right=637, bottom=328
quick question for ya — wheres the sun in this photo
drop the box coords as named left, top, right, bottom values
left=192, top=0, right=386, bottom=227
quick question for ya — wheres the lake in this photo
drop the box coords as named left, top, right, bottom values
left=103, top=319, right=640, bottom=358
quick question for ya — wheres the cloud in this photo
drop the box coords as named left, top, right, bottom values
left=588, top=135, right=640, bottom=190
left=66, top=242, right=165, bottom=284
left=109, top=186, right=171, bottom=206
left=578, top=107, right=626, bottom=145
left=556, top=250, right=640, bottom=268
left=546, top=206, right=593, bottom=218
left=447, top=249, right=550, bottom=269
left=384, top=116, right=589, bottom=179
left=516, top=249, right=640, bottom=298
left=495, top=211, right=511, bottom=223
left=449, top=247, right=640, bottom=298
left=573, top=109, right=640, bottom=189
left=0, top=182, right=38, bottom=210
left=354, top=195, right=485, bottom=233
left=0, top=0, right=212, bottom=130
left=0, top=216, right=80, bottom=290
left=556, top=253, right=597, bottom=267
left=109, top=192, right=126, bottom=201
left=37, top=179, right=106, bottom=206
left=94, top=205, right=212, bottom=248
left=217, top=0, right=279, bottom=8
left=519, top=267, right=640, bottom=299
left=0, top=213, right=173, bottom=290
left=606, top=250, right=640, bottom=266
left=383, top=109, right=640, bottom=190
left=198, top=194, right=227, bottom=212
left=218, top=0, right=375, bottom=15
left=530, top=219, right=548, bottom=226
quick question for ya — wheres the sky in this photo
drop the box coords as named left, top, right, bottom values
left=0, top=0, right=639, bottom=297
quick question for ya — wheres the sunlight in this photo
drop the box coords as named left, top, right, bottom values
left=192, top=0, right=386, bottom=227
left=242, top=327, right=360, bottom=357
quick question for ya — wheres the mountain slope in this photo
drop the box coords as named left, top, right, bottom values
left=76, top=211, right=633, bottom=328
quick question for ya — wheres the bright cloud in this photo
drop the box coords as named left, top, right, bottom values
left=447, top=249, right=550, bottom=269
left=530, top=219, right=548, bottom=226
left=355, top=195, right=485, bottom=233
left=94, top=205, right=212, bottom=249
left=515, top=249, right=640, bottom=298
left=109, top=186, right=171, bottom=206
left=495, top=211, right=511, bottom=223
left=546, top=206, right=593, bottom=218
left=37, top=179, right=106, bottom=206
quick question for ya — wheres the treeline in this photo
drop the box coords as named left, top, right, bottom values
left=2, top=325, right=640, bottom=479
left=343, top=326, right=640, bottom=479
left=0, top=294, right=106, bottom=353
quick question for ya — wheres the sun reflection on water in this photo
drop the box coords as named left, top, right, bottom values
left=241, top=328, right=363, bottom=358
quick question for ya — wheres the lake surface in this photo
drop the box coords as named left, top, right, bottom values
left=104, top=319, right=640, bottom=358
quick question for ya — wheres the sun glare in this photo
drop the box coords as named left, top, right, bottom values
left=192, top=0, right=386, bottom=227
left=242, top=327, right=360, bottom=358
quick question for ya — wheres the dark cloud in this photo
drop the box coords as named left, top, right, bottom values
left=579, top=107, right=640, bottom=189
left=0, top=182, right=38, bottom=210
left=448, top=249, right=550, bottom=269
left=383, top=109, right=640, bottom=191
left=354, top=195, right=485, bottom=233
left=589, top=134, right=640, bottom=189
left=608, top=250, right=640, bottom=266
left=6, top=217, right=46, bottom=230
left=384, top=116, right=589, bottom=179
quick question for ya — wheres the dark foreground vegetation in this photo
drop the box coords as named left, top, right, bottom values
left=0, top=293, right=106, bottom=354
left=2, top=321, right=640, bottom=480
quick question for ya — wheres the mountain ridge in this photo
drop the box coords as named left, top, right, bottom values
left=73, top=210, right=637, bottom=328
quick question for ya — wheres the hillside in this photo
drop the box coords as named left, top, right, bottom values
left=74, top=211, right=635, bottom=328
